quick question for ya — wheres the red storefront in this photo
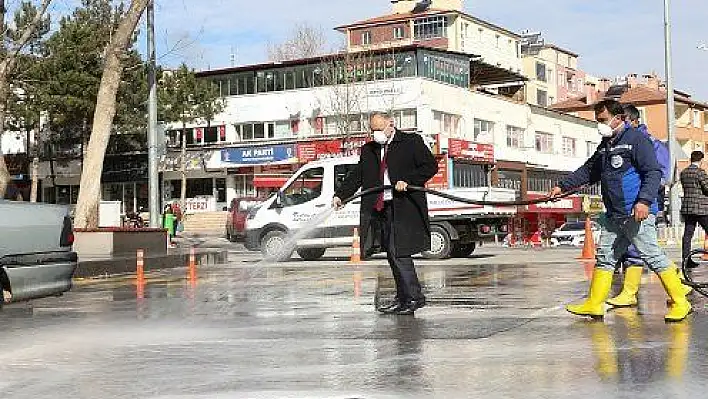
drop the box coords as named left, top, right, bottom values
left=509, top=193, right=584, bottom=246
left=251, top=137, right=369, bottom=191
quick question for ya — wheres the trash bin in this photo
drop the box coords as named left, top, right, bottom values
left=163, top=213, right=176, bottom=237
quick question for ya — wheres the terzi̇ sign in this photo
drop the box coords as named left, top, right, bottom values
left=221, top=144, right=297, bottom=165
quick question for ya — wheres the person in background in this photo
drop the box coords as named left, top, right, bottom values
left=549, top=99, right=691, bottom=322
left=333, top=112, right=438, bottom=315
left=606, top=104, right=691, bottom=308
left=679, top=150, right=708, bottom=267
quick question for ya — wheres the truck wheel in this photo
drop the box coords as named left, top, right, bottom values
left=260, top=230, right=292, bottom=262
left=451, top=242, right=476, bottom=258
left=296, top=248, right=326, bottom=261
left=423, top=225, right=452, bottom=259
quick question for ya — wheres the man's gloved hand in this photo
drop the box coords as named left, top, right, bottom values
left=332, top=196, right=343, bottom=210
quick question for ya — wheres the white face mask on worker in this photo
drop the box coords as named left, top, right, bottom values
left=373, top=130, right=388, bottom=144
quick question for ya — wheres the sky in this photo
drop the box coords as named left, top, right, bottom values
left=29, top=0, right=708, bottom=100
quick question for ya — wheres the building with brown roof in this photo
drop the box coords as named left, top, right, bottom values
left=551, top=73, right=708, bottom=158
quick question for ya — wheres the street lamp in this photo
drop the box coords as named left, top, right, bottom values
left=663, top=0, right=681, bottom=229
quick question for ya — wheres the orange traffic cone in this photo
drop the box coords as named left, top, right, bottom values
left=350, top=228, right=361, bottom=264
left=578, top=217, right=596, bottom=261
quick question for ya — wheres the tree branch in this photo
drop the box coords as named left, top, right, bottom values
left=2, top=0, right=52, bottom=72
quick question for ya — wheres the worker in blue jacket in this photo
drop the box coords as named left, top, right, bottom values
left=606, top=104, right=692, bottom=309
left=550, top=99, right=691, bottom=322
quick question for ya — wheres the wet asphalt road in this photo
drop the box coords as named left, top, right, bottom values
left=1, top=245, right=708, bottom=398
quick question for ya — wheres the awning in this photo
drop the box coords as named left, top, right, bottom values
left=253, top=175, right=290, bottom=188
left=470, top=59, right=527, bottom=86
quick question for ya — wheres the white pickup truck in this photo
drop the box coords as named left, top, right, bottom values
left=244, top=156, right=517, bottom=260
left=0, top=201, right=77, bottom=305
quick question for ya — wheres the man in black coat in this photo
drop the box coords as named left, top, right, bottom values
left=680, top=150, right=708, bottom=266
left=333, top=112, right=438, bottom=315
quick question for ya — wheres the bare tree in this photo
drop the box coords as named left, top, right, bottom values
left=267, top=22, right=327, bottom=62
left=0, top=0, right=53, bottom=198
left=73, top=0, right=149, bottom=229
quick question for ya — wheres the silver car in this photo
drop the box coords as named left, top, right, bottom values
left=0, top=201, right=77, bottom=305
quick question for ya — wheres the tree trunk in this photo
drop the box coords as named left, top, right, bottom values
left=73, top=0, right=149, bottom=229
left=180, top=124, right=187, bottom=207
left=0, top=71, right=11, bottom=199
left=30, top=157, right=38, bottom=202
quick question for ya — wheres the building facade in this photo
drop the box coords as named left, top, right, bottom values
left=161, top=45, right=600, bottom=232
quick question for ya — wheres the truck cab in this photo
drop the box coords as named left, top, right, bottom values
left=244, top=156, right=516, bottom=261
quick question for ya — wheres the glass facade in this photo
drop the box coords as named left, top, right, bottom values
left=201, top=49, right=472, bottom=97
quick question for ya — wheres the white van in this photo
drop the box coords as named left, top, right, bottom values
left=243, top=156, right=517, bottom=260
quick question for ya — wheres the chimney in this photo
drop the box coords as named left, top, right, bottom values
left=627, top=73, right=639, bottom=88
left=643, top=73, right=660, bottom=91
left=585, top=82, right=598, bottom=105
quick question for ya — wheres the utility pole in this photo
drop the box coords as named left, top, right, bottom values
left=664, top=0, right=681, bottom=228
left=147, top=0, right=160, bottom=227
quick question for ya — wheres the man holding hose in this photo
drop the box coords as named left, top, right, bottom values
left=550, top=99, right=691, bottom=322
left=332, top=112, right=438, bottom=315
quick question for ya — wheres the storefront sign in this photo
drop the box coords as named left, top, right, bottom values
left=447, top=138, right=495, bottom=163
left=221, top=144, right=298, bottom=165
left=297, top=138, right=368, bottom=163
left=183, top=196, right=217, bottom=213
left=426, top=155, right=449, bottom=189
left=161, top=151, right=210, bottom=172
left=582, top=195, right=605, bottom=214
left=527, top=194, right=582, bottom=213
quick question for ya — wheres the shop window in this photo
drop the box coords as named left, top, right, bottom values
left=254, top=123, right=265, bottom=139
left=215, top=178, right=226, bottom=203
left=242, top=124, right=254, bottom=140
left=453, top=163, right=487, bottom=188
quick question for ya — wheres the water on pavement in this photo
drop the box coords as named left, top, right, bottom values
left=1, top=247, right=707, bottom=398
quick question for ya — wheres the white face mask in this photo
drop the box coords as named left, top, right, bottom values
left=597, top=122, right=614, bottom=138
left=373, top=130, right=388, bottom=144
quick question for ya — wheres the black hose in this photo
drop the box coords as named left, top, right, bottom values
left=681, top=249, right=708, bottom=298
left=341, top=185, right=581, bottom=207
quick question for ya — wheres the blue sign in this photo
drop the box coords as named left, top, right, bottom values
left=221, top=144, right=297, bottom=165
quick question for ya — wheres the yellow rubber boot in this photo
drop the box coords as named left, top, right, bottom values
left=567, top=269, right=614, bottom=320
left=606, top=266, right=643, bottom=308
left=667, top=266, right=693, bottom=306
left=659, top=268, right=693, bottom=323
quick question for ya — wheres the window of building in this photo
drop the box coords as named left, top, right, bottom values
left=506, top=125, right=525, bottom=148
left=433, top=111, right=462, bottom=137
left=535, top=132, right=553, bottom=153
left=562, top=136, right=577, bottom=157
left=694, top=109, right=702, bottom=128
left=586, top=141, right=597, bottom=157
left=203, top=126, right=219, bottom=144
left=536, top=62, right=546, bottom=82
left=473, top=119, right=494, bottom=142
left=392, top=109, right=417, bottom=130
left=537, top=89, right=548, bottom=107
left=418, top=51, right=470, bottom=88
left=361, top=31, right=372, bottom=45
left=638, top=107, right=647, bottom=125
left=413, top=16, right=447, bottom=40
left=495, top=34, right=500, bottom=48
left=394, top=26, right=405, bottom=39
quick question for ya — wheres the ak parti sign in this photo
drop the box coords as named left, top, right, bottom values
left=447, top=138, right=495, bottom=163
left=297, top=138, right=368, bottom=163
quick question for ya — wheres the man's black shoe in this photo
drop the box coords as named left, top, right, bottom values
left=395, top=298, right=426, bottom=315
left=377, top=300, right=407, bottom=314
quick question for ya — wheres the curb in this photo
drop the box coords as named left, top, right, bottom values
left=74, top=248, right=228, bottom=279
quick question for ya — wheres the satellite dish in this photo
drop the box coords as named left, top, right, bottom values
left=412, top=0, right=432, bottom=13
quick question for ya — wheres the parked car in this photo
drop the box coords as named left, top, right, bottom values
left=226, top=196, right=266, bottom=242
left=0, top=201, right=77, bottom=305
left=550, top=220, right=601, bottom=247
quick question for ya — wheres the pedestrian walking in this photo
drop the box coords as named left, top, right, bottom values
left=333, top=112, right=438, bottom=315
left=606, top=104, right=691, bottom=308
left=680, top=150, right=708, bottom=267
left=550, top=99, right=691, bottom=322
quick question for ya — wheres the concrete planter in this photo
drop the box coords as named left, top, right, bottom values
left=73, top=228, right=168, bottom=259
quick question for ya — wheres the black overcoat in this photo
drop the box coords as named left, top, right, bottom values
left=335, top=130, right=438, bottom=258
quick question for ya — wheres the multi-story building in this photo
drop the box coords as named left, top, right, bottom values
left=337, top=0, right=522, bottom=74
left=159, top=44, right=600, bottom=236
left=551, top=73, right=708, bottom=160
left=520, top=32, right=599, bottom=107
